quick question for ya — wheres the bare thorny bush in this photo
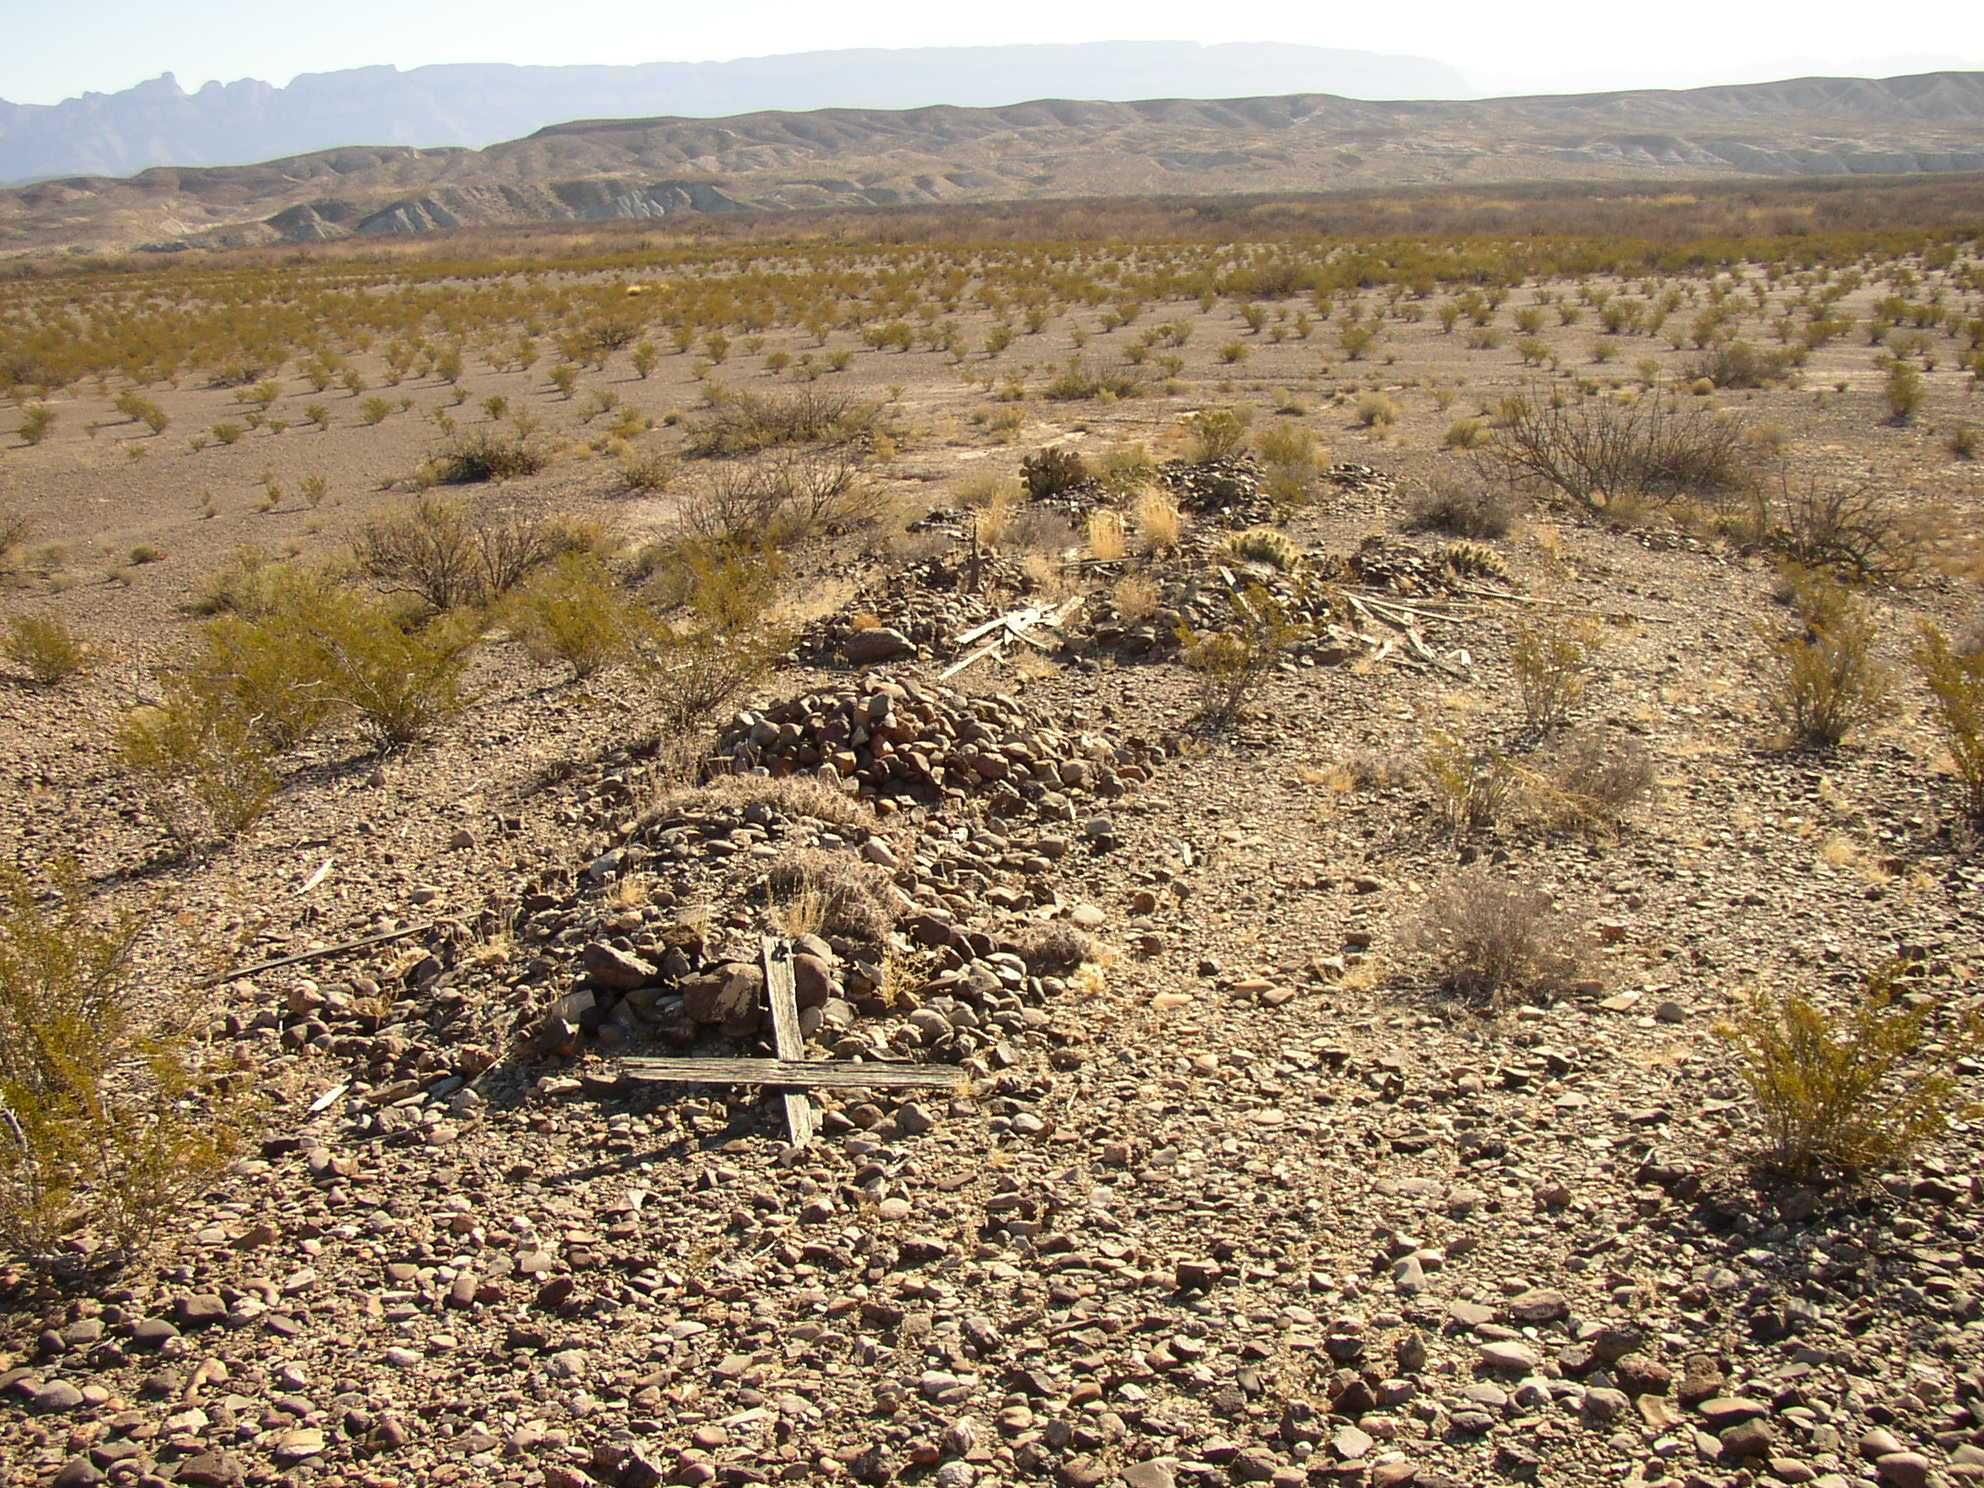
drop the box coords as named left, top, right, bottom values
left=0, top=862, right=250, bottom=1266
left=1411, top=867, right=1588, bottom=1007
left=356, top=495, right=598, bottom=614
left=1482, top=385, right=1752, bottom=513
left=677, top=447, right=879, bottom=546
left=1742, top=468, right=1922, bottom=586
left=688, top=384, right=880, bottom=458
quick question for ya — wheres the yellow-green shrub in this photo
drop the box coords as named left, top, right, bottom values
left=0, top=861, right=249, bottom=1263
left=1716, top=964, right=1973, bottom=1176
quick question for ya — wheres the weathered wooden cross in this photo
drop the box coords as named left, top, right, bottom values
left=614, top=936, right=962, bottom=1147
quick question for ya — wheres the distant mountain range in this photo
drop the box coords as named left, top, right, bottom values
left=0, top=42, right=1471, bottom=184
left=4, top=70, right=1983, bottom=254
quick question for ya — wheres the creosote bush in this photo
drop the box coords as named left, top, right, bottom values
left=116, top=683, right=277, bottom=852
left=504, top=552, right=643, bottom=681
left=1916, top=623, right=1984, bottom=820
left=1510, top=618, right=1601, bottom=733
left=1187, top=407, right=1251, bottom=464
left=1420, top=731, right=1518, bottom=840
left=1758, top=573, right=1893, bottom=748
left=425, top=428, right=546, bottom=484
left=1177, top=583, right=1307, bottom=726
left=4, top=614, right=90, bottom=686
left=1411, top=868, right=1586, bottom=1006
left=1716, top=963, right=1974, bottom=1177
left=0, top=860, right=249, bottom=1265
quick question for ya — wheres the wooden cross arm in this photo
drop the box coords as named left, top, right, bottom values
left=614, top=1057, right=966, bottom=1091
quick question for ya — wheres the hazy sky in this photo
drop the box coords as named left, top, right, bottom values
left=3, top=0, right=1981, bottom=104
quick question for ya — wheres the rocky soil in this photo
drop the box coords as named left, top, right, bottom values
left=5, top=454, right=1984, bottom=1488
left=3, top=248, right=1984, bottom=1488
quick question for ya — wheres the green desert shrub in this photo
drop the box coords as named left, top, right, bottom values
left=426, top=428, right=546, bottom=484
left=1758, top=573, right=1894, bottom=748
left=3, top=614, right=90, bottom=686
left=1176, top=583, right=1308, bottom=726
left=1187, top=407, right=1251, bottom=464
left=1716, top=963, right=1975, bottom=1177
left=1916, top=622, right=1984, bottom=820
left=1510, top=618, right=1601, bottom=733
left=504, top=552, right=645, bottom=681
left=1884, top=360, right=1925, bottom=423
left=116, top=685, right=277, bottom=851
left=0, top=861, right=249, bottom=1264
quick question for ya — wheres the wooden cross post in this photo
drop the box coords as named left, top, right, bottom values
left=614, top=936, right=963, bottom=1149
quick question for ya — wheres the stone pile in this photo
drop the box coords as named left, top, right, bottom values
left=717, top=677, right=1159, bottom=822
left=795, top=550, right=1034, bottom=666
left=1323, top=531, right=1509, bottom=597
left=1079, top=558, right=1366, bottom=667
left=1157, top=455, right=1277, bottom=526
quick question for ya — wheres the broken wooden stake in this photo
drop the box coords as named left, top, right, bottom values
left=195, top=923, right=434, bottom=989
left=762, top=937, right=816, bottom=1147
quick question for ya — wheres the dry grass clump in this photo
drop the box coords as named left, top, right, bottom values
left=1916, top=622, right=1984, bottom=820
left=1523, top=728, right=1657, bottom=832
left=1043, top=357, right=1145, bottom=401
left=1016, top=921, right=1098, bottom=971
left=662, top=773, right=872, bottom=832
left=1355, top=392, right=1399, bottom=428
left=1130, top=484, right=1183, bottom=552
left=618, top=446, right=678, bottom=494
left=1112, top=573, right=1160, bottom=622
left=1411, top=867, right=1587, bottom=1006
left=1716, top=963, right=1973, bottom=1177
left=3, top=614, right=90, bottom=686
left=1086, top=511, right=1127, bottom=562
left=1758, top=573, right=1893, bottom=749
left=1401, top=477, right=1512, bottom=539
left=764, top=848, right=899, bottom=945
left=0, top=860, right=249, bottom=1264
